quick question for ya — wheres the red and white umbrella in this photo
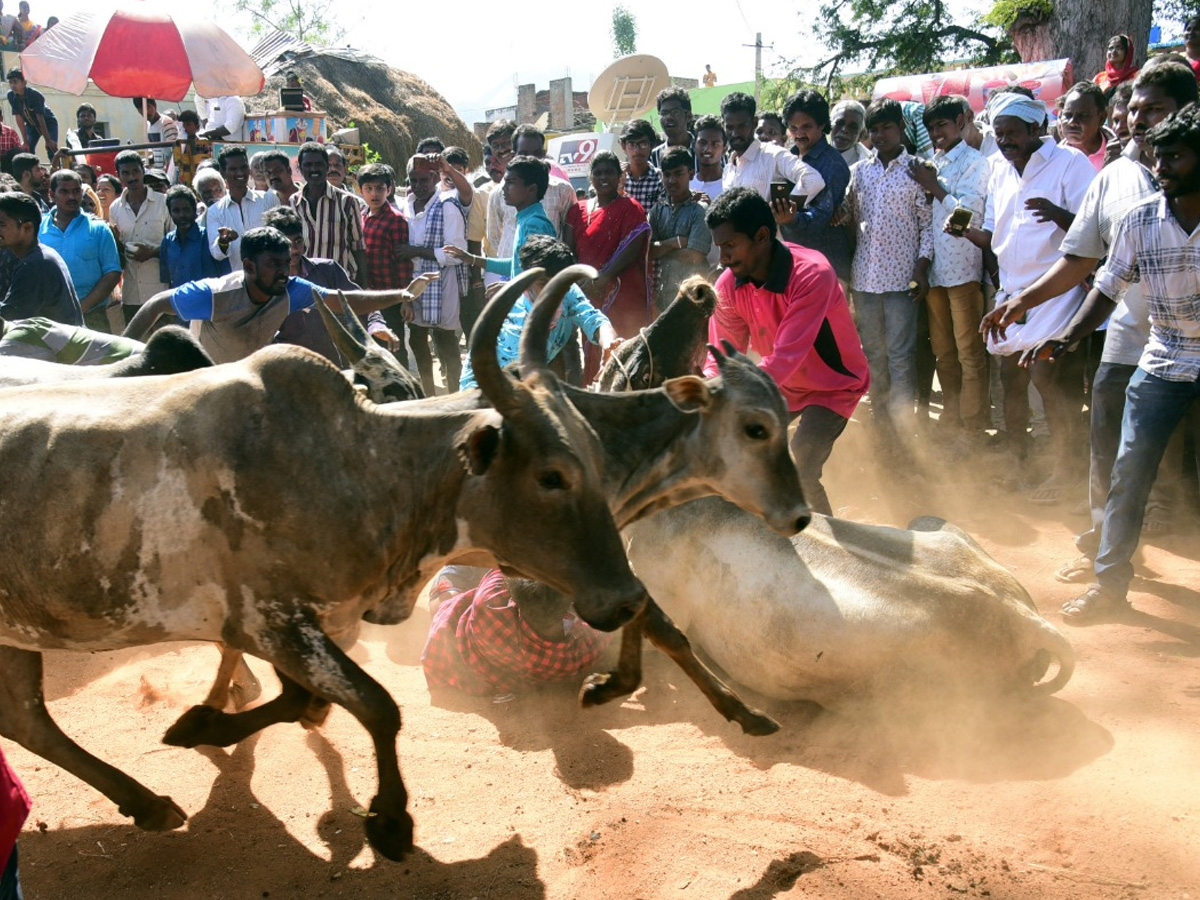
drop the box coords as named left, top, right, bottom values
left=18, top=1, right=263, bottom=101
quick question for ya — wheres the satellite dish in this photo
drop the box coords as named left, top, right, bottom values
left=588, top=54, right=670, bottom=129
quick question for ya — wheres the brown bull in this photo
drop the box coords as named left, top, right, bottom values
left=0, top=270, right=644, bottom=861
left=200, top=268, right=811, bottom=737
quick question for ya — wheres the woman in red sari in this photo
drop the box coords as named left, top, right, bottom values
left=1093, top=34, right=1139, bottom=91
left=565, top=151, right=650, bottom=378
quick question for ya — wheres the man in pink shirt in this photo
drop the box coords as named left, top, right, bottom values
left=704, top=187, right=869, bottom=515
left=1, top=746, right=29, bottom=899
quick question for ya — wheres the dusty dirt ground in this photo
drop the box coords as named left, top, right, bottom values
left=6, top=421, right=1200, bottom=900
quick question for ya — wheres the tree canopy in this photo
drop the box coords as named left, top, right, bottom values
left=793, top=0, right=1157, bottom=97
left=611, top=5, right=638, bottom=58
left=799, top=0, right=1014, bottom=91
left=233, top=0, right=345, bottom=46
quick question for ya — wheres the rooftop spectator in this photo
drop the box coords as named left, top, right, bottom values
left=5, top=68, right=56, bottom=160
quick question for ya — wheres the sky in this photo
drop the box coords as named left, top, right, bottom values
left=40, top=0, right=1168, bottom=131
left=27, top=0, right=840, bottom=126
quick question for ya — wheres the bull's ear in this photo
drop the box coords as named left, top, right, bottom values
left=457, top=424, right=502, bottom=475
left=662, top=375, right=712, bottom=412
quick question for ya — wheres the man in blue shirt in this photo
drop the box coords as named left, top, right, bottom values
left=776, top=90, right=853, bottom=282
left=37, top=169, right=121, bottom=332
left=0, top=191, right=82, bottom=325
left=446, top=156, right=555, bottom=280
left=125, top=226, right=433, bottom=364
left=160, top=184, right=230, bottom=289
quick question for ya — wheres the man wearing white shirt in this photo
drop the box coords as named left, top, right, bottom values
left=108, top=150, right=172, bottom=325
left=980, top=62, right=1198, bottom=574
left=953, top=91, right=1096, bottom=499
left=399, top=155, right=467, bottom=395
left=200, top=95, right=246, bottom=141
left=206, top=145, right=279, bottom=270
left=721, top=92, right=825, bottom=202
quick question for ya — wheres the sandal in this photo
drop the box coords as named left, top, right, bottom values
left=1029, top=477, right=1068, bottom=505
left=1142, top=506, right=1172, bottom=537
left=1054, top=555, right=1094, bottom=584
left=1061, top=586, right=1129, bottom=625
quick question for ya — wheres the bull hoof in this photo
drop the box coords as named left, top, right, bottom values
left=299, top=698, right=333, bottom=730
left=162, top=704, right=231, bottom=748
left=229, top=677, right=263, bottom=710
left=579, top=672, right=636, bottom=708
left=122, top=795, right=188, bottom=831
left=737, top=709, right=782, bottom=737
left=363, top=798, right=414, bottom=862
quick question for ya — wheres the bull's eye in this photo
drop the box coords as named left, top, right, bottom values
left=639, top=373, right=650, bottom=385
left=745, top=423, right=769, bottom=441
left=538, top=470, right=566, bottom=490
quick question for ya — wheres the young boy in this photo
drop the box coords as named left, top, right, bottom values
left=690, top=114, right=727, bottom=271
left=159, top=183, right=230, bottom=290
left=846, top=97, right=933, bottom=440
left=649, top=146, right=712, bottom=310
left=619, top=118, right=662, bottom=210
left=690, top=114, right=726, bottom=201
left=358, top=162, right=414, bottom=356
left=906, top=94, right=989, bottom=443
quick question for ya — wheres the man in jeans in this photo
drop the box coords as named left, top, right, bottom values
left=1023, top=104, right=1200, bottom=622
left=703, top=187, right=869, bottom=516
left=981, top=61, right=1199, bottom=577
left=846, top=98, right=932, bottom=442
left=907, top=94, right=990, bottom=447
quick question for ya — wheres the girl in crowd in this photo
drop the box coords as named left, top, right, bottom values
left=1094, top=34, right=1139, bottom=91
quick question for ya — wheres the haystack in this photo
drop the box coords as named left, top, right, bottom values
left=245, top=49, right=482, bottom=171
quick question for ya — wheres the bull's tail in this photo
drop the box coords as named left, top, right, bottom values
left=1029, top=622, right=1076, bottom=696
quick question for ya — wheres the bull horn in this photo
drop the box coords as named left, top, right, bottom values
left=517, top=264, right=599, bottom=373
left=470, top=267, right=546, bottom=412
left=339, top=298, right=375, bottom=347
left=312, top=288, right=367, bottom=364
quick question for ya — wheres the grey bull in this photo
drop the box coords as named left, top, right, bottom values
left=596, top=288, right=1075, bottom=708
left=624, top=504, right=1075, bottom=706
left=0, top=270, right=644, bottom=861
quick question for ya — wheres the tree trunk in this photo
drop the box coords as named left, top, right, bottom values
left=1010, top=12, right=1056, bottom=66
left=1010, top=0, right=1153, bottom=85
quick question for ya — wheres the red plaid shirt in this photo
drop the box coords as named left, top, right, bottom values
left=421, top=569, right=613, bottom=695
left=0, top=123, right=22, bottom=155
left=361, top=203, right=413, bottom=291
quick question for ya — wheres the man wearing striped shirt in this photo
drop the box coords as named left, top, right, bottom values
left=290, top=141, right=366, bottom=282
left=1024, top=104, right=1200, bottom=623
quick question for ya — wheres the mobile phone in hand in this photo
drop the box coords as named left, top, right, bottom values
left=769, top=181, right=794, bottom=205
left=946, top=206, right=973, bottom=236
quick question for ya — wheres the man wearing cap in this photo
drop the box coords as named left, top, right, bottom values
left=952, top=89, right=1096, bottom=499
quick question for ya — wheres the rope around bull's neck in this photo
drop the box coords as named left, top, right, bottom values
left=592, top=326, right=653, bottom=392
